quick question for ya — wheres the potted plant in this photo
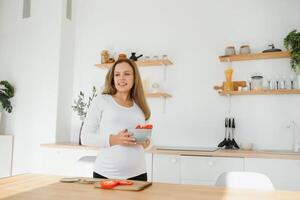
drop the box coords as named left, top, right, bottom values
left=0, top=81, right=15, bottom=125
left=284, top=29, right=300, bottom=87
left=72, top=86, right=97, bottom=145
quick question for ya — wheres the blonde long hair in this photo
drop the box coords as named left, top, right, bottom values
left=102, top=59, right=151, bottom=120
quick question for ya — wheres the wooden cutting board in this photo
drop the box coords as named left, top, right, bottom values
left=94, top=179, right=152, bottom=191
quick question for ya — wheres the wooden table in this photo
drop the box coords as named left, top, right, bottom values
left=1, top=174, right=300, bottom=200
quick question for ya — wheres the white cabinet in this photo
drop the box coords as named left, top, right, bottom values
left=0, top=135, right=13, bottom=178
left=40, top=147, right=153, bottom=180
left=40, top=147, right=98, bottom=177
left=153, top=154, right=180, bottom=183
left=181, top=156, right=244, bottom=185
left=145, top=153, right=153, bottom=181
left=245, top=158, right=300, bottom=191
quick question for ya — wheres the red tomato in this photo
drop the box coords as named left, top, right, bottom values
left=117, top=180, right=133, bottom=185
left=100, top=180, right=119, bottom=189
left=144, top=124, right=153, bottom=129
left=136, top=125, right=142, bottom=129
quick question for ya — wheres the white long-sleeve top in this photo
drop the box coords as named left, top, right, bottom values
left=81, top=94, right=147, bottom=179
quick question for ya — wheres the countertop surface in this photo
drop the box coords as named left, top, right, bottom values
left=41, top=143, right=300, bottom=160
left=1, top=173, right=300, bottom=200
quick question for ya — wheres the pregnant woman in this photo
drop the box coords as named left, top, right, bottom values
left=81, top=58, right=151, bottom=181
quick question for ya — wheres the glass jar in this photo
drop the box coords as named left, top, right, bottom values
left=251, top=74, right=264, bottom=90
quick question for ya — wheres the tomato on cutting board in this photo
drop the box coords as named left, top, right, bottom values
left=100, top=180, right=119, bottom=189
left=117, top=180, right=133, bottom=185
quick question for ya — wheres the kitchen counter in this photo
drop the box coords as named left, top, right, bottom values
left=1, top=173, right=300, bottom=200
left=151, top=146, right=300, bottom=160
left=41, top=143, right=300, bottom=160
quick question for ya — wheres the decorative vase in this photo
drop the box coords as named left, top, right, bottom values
left=79, top=121, right=84, bottom=145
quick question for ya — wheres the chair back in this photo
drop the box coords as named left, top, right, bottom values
left=215, top=171, right=274, bottom=190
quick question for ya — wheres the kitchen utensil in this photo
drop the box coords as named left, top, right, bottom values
left=129, top=52, right=143, bottom=61
left=225, top=118, right=234, bottom=149
left=262, top=44, right=282, bottom=53
left=218, top=118, right=228, bottom=148
left=232, top=118, right=239, bottom=149
left=127, top=128, right=152, bottom=143
left=60, top=177, right=81, bottom=183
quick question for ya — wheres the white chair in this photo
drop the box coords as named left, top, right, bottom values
left=215, top=171, right=274, bottom=190
left=76, top=156, right=97, bottom=177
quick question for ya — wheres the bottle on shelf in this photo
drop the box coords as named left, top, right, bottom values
left=224, top=66, right=234, bottom=91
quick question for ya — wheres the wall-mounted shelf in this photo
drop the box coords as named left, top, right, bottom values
left=95, top=59, right=173, bottom=69
left=219, top=89, right=300, bottom=96
left=146, top=92, right=172, bottom=98
left=219, top=51, right=290, bottom=62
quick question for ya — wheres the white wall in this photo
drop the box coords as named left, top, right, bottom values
left=56, top=0, right=76, bottom=142
left=0, top=0, right=65, bottom=174
left=71, top=0, right=300, bottom=150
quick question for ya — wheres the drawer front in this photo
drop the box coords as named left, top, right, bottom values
left=181, top=156, right=244, bottom=182
left=153, top=154, right=180, bottom=183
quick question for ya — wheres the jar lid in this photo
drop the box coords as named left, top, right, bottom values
left=251, top=75, right=263, bottom=79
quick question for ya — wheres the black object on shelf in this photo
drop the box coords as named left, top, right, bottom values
left=218, top=117, right=239, bottom=150
left=262, top=44, right=282, bottom=53
left=232, top=118, right=239, bottom=149
left=218, top=118, right=228, bottom=148
left=129, top=52, right=143, bottom=61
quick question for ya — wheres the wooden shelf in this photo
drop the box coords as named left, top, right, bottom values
left=219, top=89, right=300, bottom=96
left=219, top=51, right=290, bottom=62
left=95, top=59, right=173, bottom=69
left=146, top=92, right=172, bottom=98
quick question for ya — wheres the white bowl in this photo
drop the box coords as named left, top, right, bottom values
left=240, top=143, right=253, bottom=150
left=127, top=128, right=152, bottom=142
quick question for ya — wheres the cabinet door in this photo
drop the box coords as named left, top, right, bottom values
left=145, top=153, right=152, bottom=182
left=0, top=136, right=13, bottom=178
left=245, top=158, right=300, bottom=191
left=40, top=148, right=98, bottom=177
left=153, top=154, right=180, bottom=183
left=181, top=156, right=244, bottom=186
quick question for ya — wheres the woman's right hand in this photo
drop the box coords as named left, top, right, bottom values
left=109, top=129, right=137, bottom=146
